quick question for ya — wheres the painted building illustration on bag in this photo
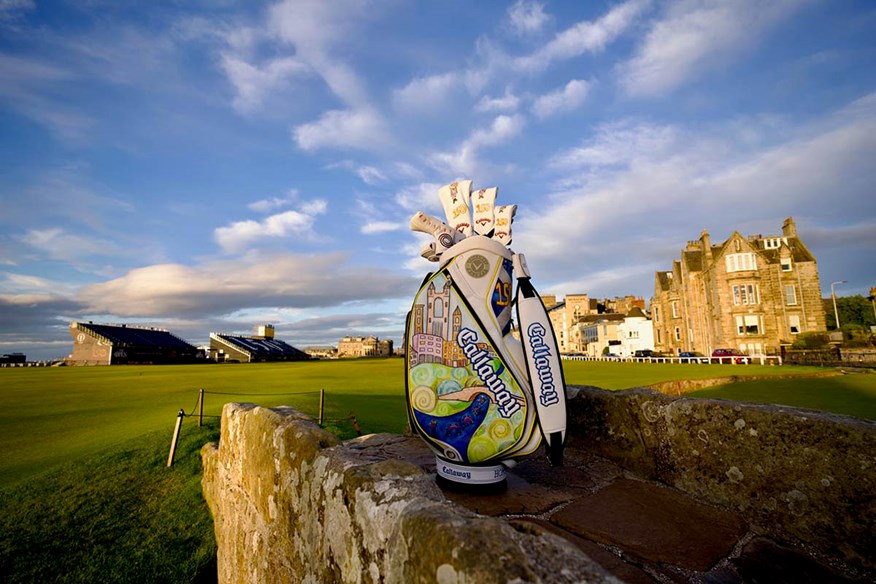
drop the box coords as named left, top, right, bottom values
left=406, top=271, right=531, bottom=465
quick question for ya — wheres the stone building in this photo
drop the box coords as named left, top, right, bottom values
left=651, top=217, right=827, bottom=356
left=545, top=294, right=647, bottom=354
left=546, top=294, right=593, bottom=353
left=337, top=335, right=394, bottom=358
left=577, top=313, right=625, bottom=357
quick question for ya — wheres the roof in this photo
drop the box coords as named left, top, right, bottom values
left=626, top=307, right=648, bottom=319
left=656, top=271, right=672, bottom=292
left=74, top=322, right=195, bottom=350
left=577, top=313, right=625, bottom=325
left=683, top=250, right=703, bottom=272
left=212, top=333, right=309, bottom=360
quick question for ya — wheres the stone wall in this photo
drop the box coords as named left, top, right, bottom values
left=567, top=385, right=875, bottom=573
left=201, top=403, right=617, bottom=584
left=202, top=387, right=875, bottom=582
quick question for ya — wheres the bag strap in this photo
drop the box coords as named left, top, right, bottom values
left=513, top=253, right=568, bottom=466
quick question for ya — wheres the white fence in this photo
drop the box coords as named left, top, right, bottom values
left=561, top=354, right=782, bottom=365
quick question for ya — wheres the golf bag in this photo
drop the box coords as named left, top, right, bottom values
left=405, top=180, right=567, bottom=487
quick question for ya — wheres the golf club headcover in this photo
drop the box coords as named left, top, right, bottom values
left=405, top=180, right=567, bottom=487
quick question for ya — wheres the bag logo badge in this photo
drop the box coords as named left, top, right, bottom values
left=465, top=254, right=489, bottom=278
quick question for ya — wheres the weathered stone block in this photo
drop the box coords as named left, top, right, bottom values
left=567, top=385, right=876, bottom=573
left=203, top=402, right=618, bottom=583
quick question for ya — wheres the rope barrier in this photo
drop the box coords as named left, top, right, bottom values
left=169, top=388, right=364, bottom=466
left=201, top=390, right=322, bottom=396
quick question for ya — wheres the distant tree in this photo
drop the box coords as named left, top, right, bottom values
left=791, top=332, right=829, bottom=350
left=824, top=295, right=876, bottom=330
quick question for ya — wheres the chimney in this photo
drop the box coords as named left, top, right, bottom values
left=782, top=217, right=797, bottom=238
left=701, top=230, right=712, bottom=261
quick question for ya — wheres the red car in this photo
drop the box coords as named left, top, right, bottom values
left=711, top=348, right=749, bottom=364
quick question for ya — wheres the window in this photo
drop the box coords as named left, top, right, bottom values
left=671, top=302, right=679, bottom=318
left=736, top=315, right=761, bottom=335
left=654, top=306, right=660, bottom=323
left=732, top=284, right=759, bottom=306
left=784, top=284, right=797, bottom=306
left=789, top=315, right=801, bottom=335
left=764, top=237, right=788, bottom=249
left=674, top=327, right=681, bottom=341
left=781, top=257, right=792, bottom=272
left=725, top=253, right=757, bottom=273
left=656, top=329, right=662, bottom=343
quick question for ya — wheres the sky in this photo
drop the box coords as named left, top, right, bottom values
left=1, top=0, right=874, bottom=360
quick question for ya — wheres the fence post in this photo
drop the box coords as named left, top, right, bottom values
left=166, top=408, right=185, bottom=468
left=198, top=388, right=204, bottom=427
left=318, top=388, right=325, bottom=425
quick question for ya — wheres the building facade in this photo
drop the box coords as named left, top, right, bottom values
left=337, top=336, right=394, bottom=358
left=651, top=217, right=827, bottom=356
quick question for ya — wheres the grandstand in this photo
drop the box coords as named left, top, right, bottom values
left=68, top=322, right=200, bottom=366
left=209, top=325, right=310, bottom=363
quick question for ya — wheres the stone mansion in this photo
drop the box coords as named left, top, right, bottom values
left=650, top=217, right=826, bottom=356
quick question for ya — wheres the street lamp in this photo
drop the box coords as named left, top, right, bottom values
left=831, top=280, right=846, bottom=330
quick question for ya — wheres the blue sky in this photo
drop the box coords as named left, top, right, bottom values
left=1, top=0, right=874, bottom=360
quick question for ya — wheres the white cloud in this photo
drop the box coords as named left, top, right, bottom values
left=357, top=166, right=387, bottom=185
left=393, top=72, right=460, bottom=113
left=429, top=114, right=525, bottom=176
left=475, top=89, right=520, bottom=113
left=76, top=252, right=416, bottom=317
left=550, top=119, right=679, bottom=169
left=514, top=0, right=649, bottom=72
left=213, top=200, right=328, bottom=253
left=507, top=0, right=549, bottom=36
left=0, top=53, right=92, bottom=142
left=18, top=228, right=117, bottom=261
left=221, top=54, right=310, bottom=113
left=620, top=0, right=808, bottom=97
left=395, top=182, right=443, bottom=213
left=532, top=79, right=591, bottom=119
left=248, top=189, right=300, bottom=213
left=293, top=108, right=388, bottom=151
left=267, top=0, right=372, bottom=107
left=470, top=114, right=526, bottom=148
left=0, top=0, right=35, bottom=20
left=518, top=94, right=876, bottom=293
left=361, top=221, right=402, bottom=234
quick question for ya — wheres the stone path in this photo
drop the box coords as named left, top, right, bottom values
left=372, top=436, right=863, bottom=583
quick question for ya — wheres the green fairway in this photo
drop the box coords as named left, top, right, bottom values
left=559, top=359, right=826, bottom=389
left=1, top=358, right=873, bottom=583
left=0, top=359, right=408, bottom=489
left=687, top=373, right=876, bottom=420
left=0, top=358, right=851, bottom=489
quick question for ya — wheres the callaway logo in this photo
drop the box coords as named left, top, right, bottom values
left=526, top=323, right=560, bottom=408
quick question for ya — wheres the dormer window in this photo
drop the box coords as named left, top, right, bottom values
left=726, top=253, right=757, bottom=273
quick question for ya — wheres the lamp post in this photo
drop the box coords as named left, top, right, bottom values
left=830, top=280, right=846, bottom=330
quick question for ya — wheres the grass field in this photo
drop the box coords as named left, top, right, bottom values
left=1, top=359, right=873, bottom=583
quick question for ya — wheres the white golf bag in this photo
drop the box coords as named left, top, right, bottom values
left=405, top=180, right=567, bottom=487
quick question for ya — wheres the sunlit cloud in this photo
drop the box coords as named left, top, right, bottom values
left=214, top=200, right=328, bottom=253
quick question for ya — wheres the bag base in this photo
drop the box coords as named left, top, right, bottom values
left=434, top=456, right=507, bottom=490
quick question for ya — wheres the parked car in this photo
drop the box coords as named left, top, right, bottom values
left=711, top=348, right=749, bottom=364
left=605, top=353, right=620, bottom=360
left=634, top=349, right=655, bottom=358
left=678, top=351, right=704, bottom=362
